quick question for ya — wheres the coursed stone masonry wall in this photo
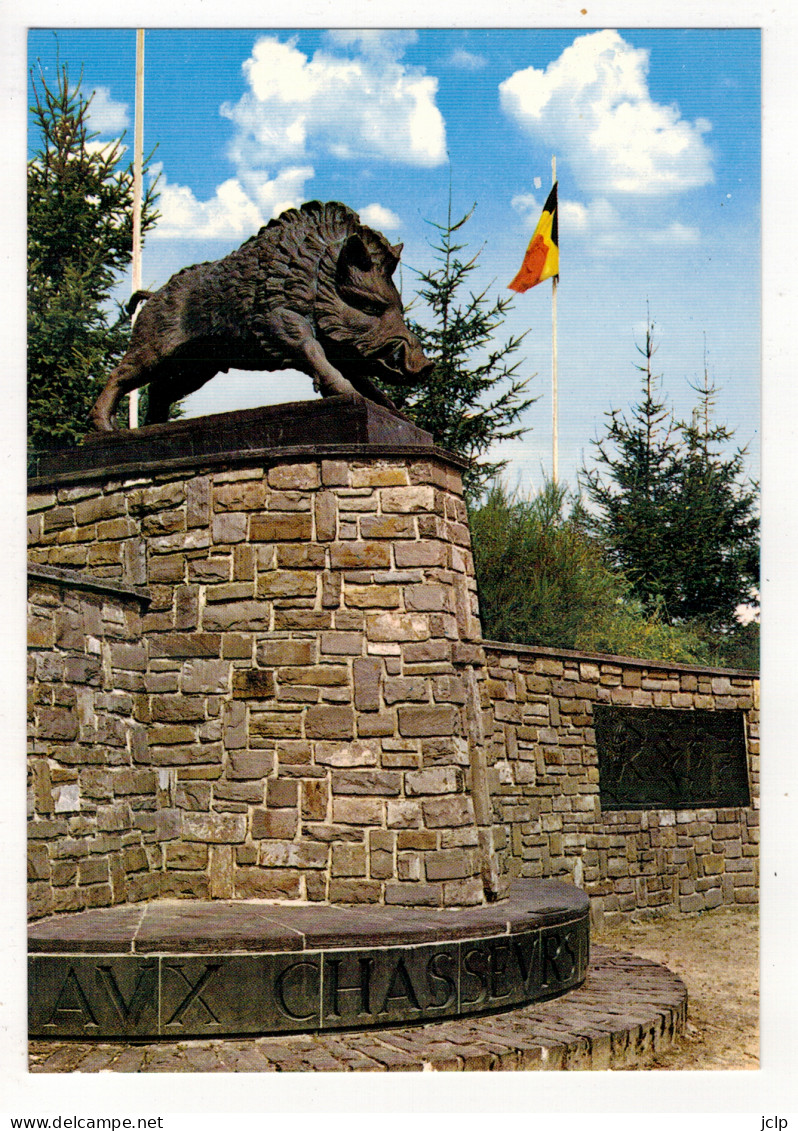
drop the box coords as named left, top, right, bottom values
left=27, top=447, right=759, bottom=924
left=28, top=568, right=160, bottom=919
left=481, top=642, right=759, bottom=925
left=28, top=451, right=503, bottom=916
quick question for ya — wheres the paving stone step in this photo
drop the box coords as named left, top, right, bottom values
left=28, top=879, right=587, bottom=953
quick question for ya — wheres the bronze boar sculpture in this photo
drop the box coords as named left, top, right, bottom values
left=89, top=200, right=433, bottom=431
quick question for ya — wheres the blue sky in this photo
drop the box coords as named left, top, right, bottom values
left=27, top=27, right=760, bottom=491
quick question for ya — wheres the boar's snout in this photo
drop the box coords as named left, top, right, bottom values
left=403, top=340, right=435, bottom=379
left=383, top=336, right=434, bottom=384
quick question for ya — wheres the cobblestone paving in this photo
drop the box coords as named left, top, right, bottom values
left=28, top=946, right=686, bottom=1073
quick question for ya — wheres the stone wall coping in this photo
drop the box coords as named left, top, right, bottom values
left=28, top=442, right=469, bottom=491
left=28, top=879, right=588, bottom=954
left=482, top=637, right=759, bottom=680
left=28, top=562, right=152, bottom=606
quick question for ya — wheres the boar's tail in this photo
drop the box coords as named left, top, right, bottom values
left=127, top=290, right=153, bottom=316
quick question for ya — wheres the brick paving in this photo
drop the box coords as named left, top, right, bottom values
left=28, top=945, right=686, bottom=1072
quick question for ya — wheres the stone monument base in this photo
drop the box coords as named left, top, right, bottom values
left=29, top=399, right=506, bottom=910
left=28, top=399, right=593, bottom=1047
left=29, top=395, right=433, bottom=479
left=29, top=880, right=589, bottom=1039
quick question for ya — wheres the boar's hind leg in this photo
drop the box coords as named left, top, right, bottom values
left=143, top=365, right=216, bottom=425
left=90, top=356, right=150, bottom=432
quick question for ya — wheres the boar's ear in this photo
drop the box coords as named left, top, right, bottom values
left=386, top=243, right=403, bottom=276
left=338, top=234, right=374, bottom=278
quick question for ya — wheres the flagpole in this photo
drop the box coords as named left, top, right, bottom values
left=551, top=154, right=558, bottom=484
left=129, top=29, right=144, bottom=430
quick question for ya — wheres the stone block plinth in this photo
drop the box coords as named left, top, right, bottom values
left=28, top=399, right=506, bottom=911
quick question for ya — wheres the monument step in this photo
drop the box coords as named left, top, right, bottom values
left=28, top=880, right=589, bottom=1040
left=29, top=946, right=687, bottom=1072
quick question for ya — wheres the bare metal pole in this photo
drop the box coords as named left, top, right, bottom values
left=551, top=154, right=558, bottom=483
left=129, top=29, right=144, bottom=429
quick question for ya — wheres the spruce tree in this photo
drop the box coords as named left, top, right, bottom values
left=469, top=479, right=711, bottom=663
left=379, top=196, right=535, bottom=502
left=28, top=62, right=159, bottom=455
left=469, top=479, right=625, bottom=649
left=583, top=319, right=759, bottom=636
left=667, top=365, right=759, bottom=631
left=582, top=315, right=680, bottom=614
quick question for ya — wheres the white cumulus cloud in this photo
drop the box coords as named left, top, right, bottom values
left=324, top=29, right=418, bottom=62
left=221, top=35, right=447, bottom=168
left=448, top=49, right=487, bottom=71
left=84, top=139, right=127, bottom=160
left=500, top=29, right=713, bottom=196
left=511, top=190, right=699, bottom=254
left=512, top=191, right=621, bottom=235
left=151, top=165, right=314, bottom=240
left=149, top=34, right=444, bottom=241
left=645, top=221, right=701, bottom=246
left=87, top=85, right=129, bottom=135
left=358, top=203, right=402, bottom=232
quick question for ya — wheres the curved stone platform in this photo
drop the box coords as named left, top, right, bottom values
left=29, top=880, right=588, bottom=1040
left=29, top=947, right=687, bottom=1072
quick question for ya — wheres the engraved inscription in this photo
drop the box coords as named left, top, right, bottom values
left=460, top=944, right=489, bottom=1006
left=30, top=915, right=589, bottom=1038
left=325, top=956, right=373, bottom=1019
left=541, top=931, right=577, bottom=990
left=487, top=940, right=513, bottom=1001
left=378, top=956, right=421, bottom=1016
left=162, top=962, right=222, bottom=1028
left=33, top=958, right=160, bottom=1036
left=275, top=959, right=321, bottom=1021
left=96, top=963, right=157, bottom=1026
left=512, top=932, right=541, bottom=988
left=426, top=951, right=457, bottom=1010
left=43, top=966, right=99, bottom=1031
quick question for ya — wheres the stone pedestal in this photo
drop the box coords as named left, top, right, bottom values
left=28, top=398, right=507, bottom=908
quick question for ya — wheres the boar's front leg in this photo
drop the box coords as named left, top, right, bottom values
left=263, top=310, right=361, bottom=400
left=345, top=373, right=413, bottom=420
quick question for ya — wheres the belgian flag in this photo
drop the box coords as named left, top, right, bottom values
left=508, top=183, right=559, bottom=293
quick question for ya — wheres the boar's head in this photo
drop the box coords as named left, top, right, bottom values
left=314, top=229, right=433, bottom=386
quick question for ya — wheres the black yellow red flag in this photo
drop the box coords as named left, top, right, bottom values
left=508, top=183, right=559, bottom=293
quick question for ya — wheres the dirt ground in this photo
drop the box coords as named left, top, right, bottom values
left=593, top=904, right=759, bottom=1070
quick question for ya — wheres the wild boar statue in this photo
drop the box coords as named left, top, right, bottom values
left=89, top=200, right=433, bottom=431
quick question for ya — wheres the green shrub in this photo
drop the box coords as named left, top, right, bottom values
left=469, top=480, right=712, bottom=664
left=575, top=598, right=711, bottom=665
